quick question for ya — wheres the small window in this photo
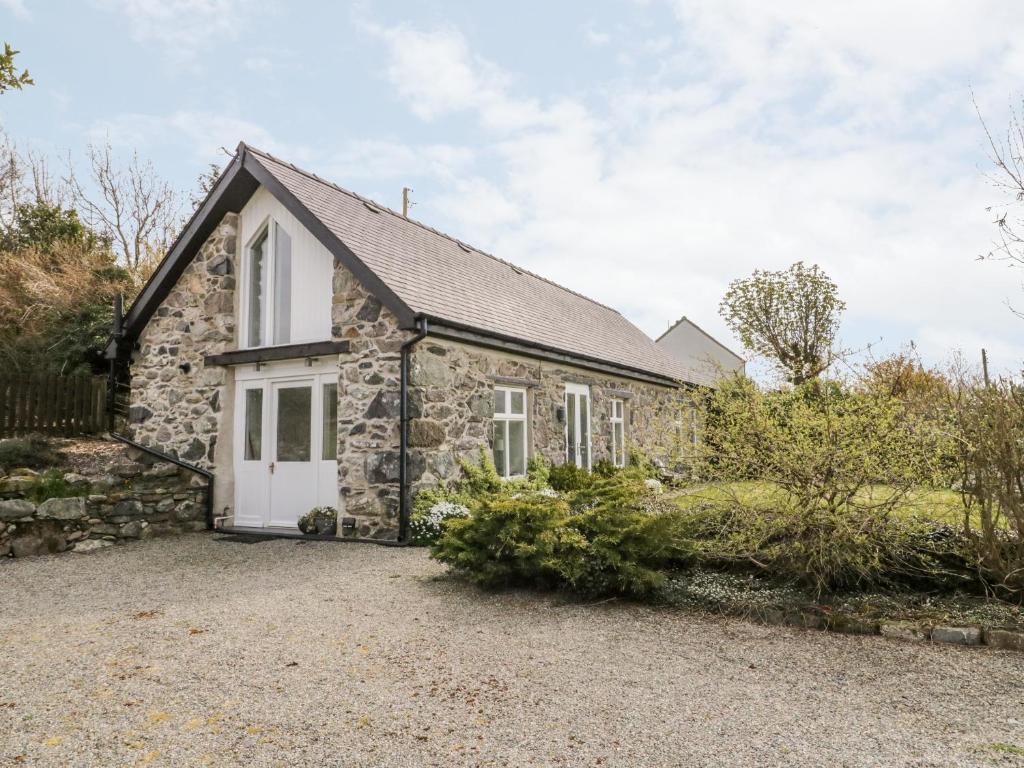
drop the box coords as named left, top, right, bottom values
left=244, top=388, right=263, bottom=460
left=610, top=399, right=625, bottom=468
left=322, top=382, right=338, bottom=460
left=493, top=386, right=528, bottom=478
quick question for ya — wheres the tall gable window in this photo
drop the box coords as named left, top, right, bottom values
left=246, top=219, right=292, bottom=347
left=493, top=386, right=527, bottom=478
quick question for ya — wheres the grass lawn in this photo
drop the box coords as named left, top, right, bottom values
left=671, top=481, right=968, bottom=526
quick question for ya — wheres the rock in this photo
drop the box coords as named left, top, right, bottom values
left=364, top=391, right=400, bottom=420
left=9, top=467, right=39, bottom=477
left=120, top=520, right=144, bottom=539
left=984, top=628, right=1024, bottom=652
left=62, top=473, right=90, bottom=486
left=72, top=538, right=114, bottom=554
left=409, top=420, right=446, bottom=448
left=146, top=464, right=180, bottom=479
left=111, top=499, right=146, bottom=519
left=880, top=622, right=930, bottom=642
left=10, top=521, right=65, bottom=557
left=931, top=626, right=982, bottom=646
left=128, top=405, right=153, bottom=423
left=181, top=438, right=206, bottom=462
left=411, top=354, right=452, bottom=387
left=366, top=452, right=400, bottom=484
left=0, top=499, right=35, bottom=520
left=0, top=476, right=36, bottom=495
left=356, top=296, right=382, bottom=322
left=828, top=616, right=879, bottom=635
left=37, top=497, right=87, bottom=520
left=111, top=461, right=145, bottom=478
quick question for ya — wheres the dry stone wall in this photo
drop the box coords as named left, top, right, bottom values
left=0, top=443, right=207, bottom=558
left=128, top=213, right=238, bottom=469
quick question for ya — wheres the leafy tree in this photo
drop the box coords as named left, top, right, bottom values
left=0, top=43, right=32, bottom=94
left=1, top=201, right=97, bottom=253
left=720, top=261, right=845, bottom=385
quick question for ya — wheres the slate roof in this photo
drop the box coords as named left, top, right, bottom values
left=243, top=146, right=704, bottom=386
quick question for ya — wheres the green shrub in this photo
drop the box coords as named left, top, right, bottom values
left=431, top=494, right=575, bottom=589
left=431, top=471, right=693, bottom=598
left=24, top=469, right=88, bottom=503
left=548, top=462, right=592, bottom=492
left=0, top=434, right=61, bottom=470
left=679, top=498, right=974, bottom=595
left=591, top=459, right=619, bottom=478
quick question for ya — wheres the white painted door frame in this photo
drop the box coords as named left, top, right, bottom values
left=232, top=358, right=339, bottom=528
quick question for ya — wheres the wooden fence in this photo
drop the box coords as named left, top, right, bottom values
left=0, top=374, right=107, bottom=437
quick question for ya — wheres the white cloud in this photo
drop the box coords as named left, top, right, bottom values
left=0, top=0, right=29, bottom=19
left=95, top=0, right=269, bottom=61
left=363, top=12, right=1024, bottom=373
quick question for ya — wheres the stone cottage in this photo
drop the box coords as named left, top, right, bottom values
left=111, top=143, right=708, bottom=540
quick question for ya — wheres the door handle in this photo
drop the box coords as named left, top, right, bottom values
left=269, top=462, right=275, bottom=474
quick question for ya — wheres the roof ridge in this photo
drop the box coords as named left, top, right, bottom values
left=241, top=143, right=621, bottom=315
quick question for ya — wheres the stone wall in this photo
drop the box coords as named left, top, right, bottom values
left=128, top=213, right=238, bottom=469
left=331, top=263, right=408, bottom=538
left=407, top=338, right=691, bottom=494
left=0, top=444, right=207, bottom=558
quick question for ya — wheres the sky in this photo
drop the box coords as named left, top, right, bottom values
left=2, top=0, right=1024, bottom=376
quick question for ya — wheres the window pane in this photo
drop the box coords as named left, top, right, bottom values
left=492, top=421, right=507, bottom=477
left=322, top=382, right=338, bottom=460
left=273, top=223, right=292, bottom=344
left=508, top=419, right=526, bottom=476
left=494, top=389, right=506, bottom=414
left=613, top=422, right=624, bottom=467
left=579, top=394, right=590, bottom=469
left=510, top=390, right=524, bottom=415
left=244, top=388, right=262, bottom=460
left=248, top=229, right=267, bottom=346
left=276, top=386, right=311, bottom=462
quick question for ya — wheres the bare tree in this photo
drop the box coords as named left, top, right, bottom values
left=977, top=95, right=1024, bottom=317
left=65, top=141, right=182, bottom=272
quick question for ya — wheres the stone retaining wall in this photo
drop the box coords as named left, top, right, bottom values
left=0, top=444, right=208, bottom=558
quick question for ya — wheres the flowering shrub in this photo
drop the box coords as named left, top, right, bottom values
left=298, top=506, right=337, bottom=535
left=409, top=500, right=470, bottom=545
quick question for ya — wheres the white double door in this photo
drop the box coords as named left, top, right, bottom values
left=234, top=360, right=339, bottom=529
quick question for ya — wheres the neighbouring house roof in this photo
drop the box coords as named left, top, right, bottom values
left=655, top=316, right=746, bottom=365
left=123, top=143, right=709, bottom=387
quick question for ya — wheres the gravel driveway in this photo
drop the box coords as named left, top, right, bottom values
left=2, top=534, right=1023, bottom=767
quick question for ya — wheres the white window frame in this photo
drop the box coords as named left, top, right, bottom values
left=564, top=382, right=592, bottom=470
left=242, top=216, right=291, bottom=349
left=610, top=398, right=626, bottom=468
left=492, top=386, right=528, bottom=478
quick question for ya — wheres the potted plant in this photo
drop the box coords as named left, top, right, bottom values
left=297, top=506, right=338, bottom=536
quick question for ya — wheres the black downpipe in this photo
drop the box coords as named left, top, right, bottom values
left=398, top=316, right=429, bottom=542
left=110, top=433, right=215, bottom=531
